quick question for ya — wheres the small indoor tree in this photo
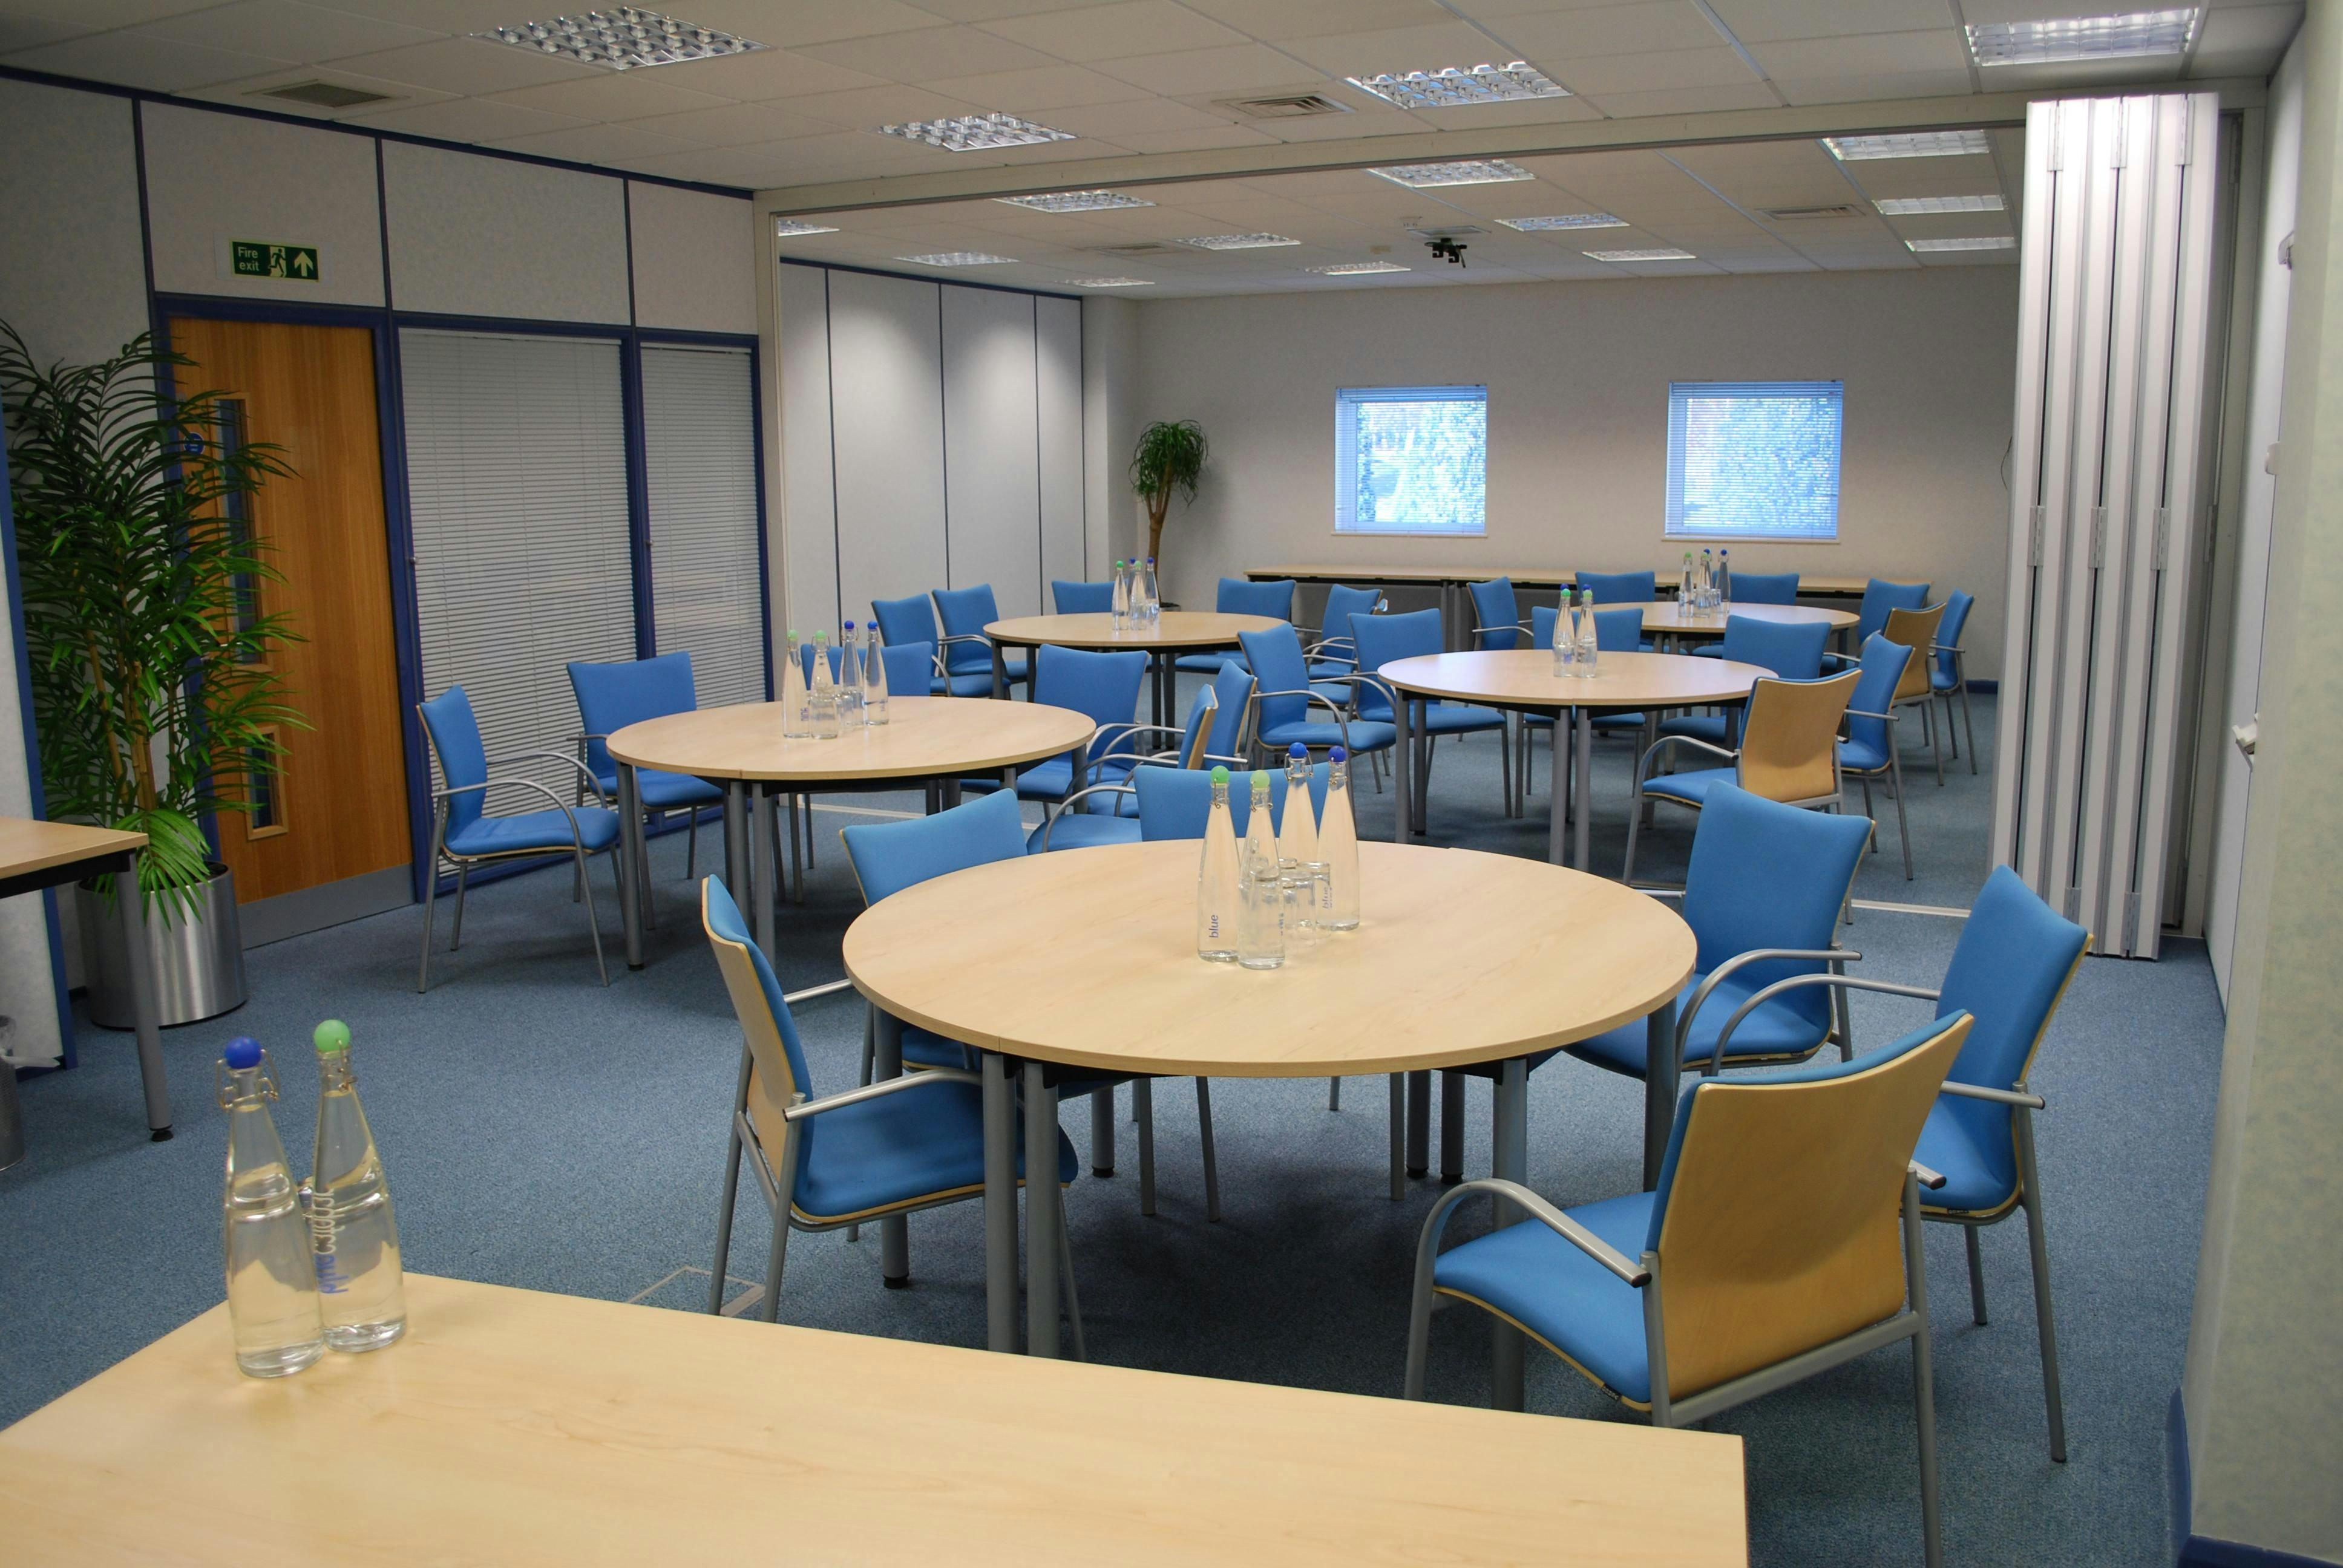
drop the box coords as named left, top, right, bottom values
left=1129, top=419, right=1207, bottom=574
left=0, top=323, right=301, bottom=916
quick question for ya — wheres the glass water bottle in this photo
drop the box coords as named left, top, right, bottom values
left=1196, top=766, right=1240, bottom=962
left=1320, top=748, right=1362, bottom=932
left=306, top=1021, right=406, bottom=1353
left=1237, top=771, right=1285, bottom=970
left=781, top=631, right=813, bottom=739
left=218, top=1036, right=324, bottom=1379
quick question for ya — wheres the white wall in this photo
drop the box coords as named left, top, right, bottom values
left=1082, top=295, right=1140, bottom=577
left=144, top=103, right=387, bottom=309
left=1133, top=268, right=2019, bottom=676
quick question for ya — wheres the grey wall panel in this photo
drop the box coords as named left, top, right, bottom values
left=1037, top=295, right=1086, bottom=590
left=381, top=141, right=628, bottom=324
left=0, top=79, right=148, bottom=367
left=827, top=269, right=946, bottom=630
left=942, top=284, right=1041, bottom=619
left=776, top=261, right=839, bottom=637
left=143, top=104, right=384, bottom=308
left=629, top=181, right=755, bottom=336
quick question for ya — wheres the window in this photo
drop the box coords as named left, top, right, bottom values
left=1335, top=384, right=1487, bottom=535
left=641, top=343, right=767, bottom=708
left=1665, top=380, right=1843, bottom=541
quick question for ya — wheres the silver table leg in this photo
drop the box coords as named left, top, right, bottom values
left=1546, top=710, right=1568, bottom=865
left=1573, top=704, right=1594, bottom=871
left=1491, top=1056, right=1529, bottom=1410
left=874, top=1010, right=908, bottom=1286
left=1642, top=996, right=1679, bottom=1191
left=722, top=782, right=749, bottom=905
left=992, top=642, right=1008, bottom=701
left=1091, top=1084, right=1115, bottom=1177
left=1439, top=1068, right=1464, bottom=1184
left=113, top=851, right=172, bottom=1139
left=1405, top=1069, right=1430, bottom=1179
left=748, top=782, right=776, bottom=963
left=1393, top=690, right=1414, bottom=841
left=617, top=762, right=645, bottom=968
left=1023, top=1060, right=1061, bottom=1359
left=982, top=1051, right=1017, bottom=1353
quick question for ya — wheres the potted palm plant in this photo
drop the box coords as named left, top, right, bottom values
left=0, top=324, right=301, bottom=1025
left=1129, top=419, right=1207, bottom=581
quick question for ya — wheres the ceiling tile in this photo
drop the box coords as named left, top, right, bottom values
left=980, top=1, right=1249, bottom=61
left=1745, top=28, right=1970, bottom=77
left=926, top=62, right=1155, bottom=111
left=344, top=94, right=585, bottom=140
left=1043, top=96, right=1234, bottom=136
left=488, top=122, right=700, bottom=163
left=485, top=72, right=735, bottom=120
left=785, top=83, right=991, bottom=128
left=3, top=0, right=251, bottom=25
left=2192, top=4, right=2302, bottom=56
left=1107, top=123, right=1280, bottom=154
left=1179, top=0, right=1455, bottom=38
left=1401, top=94, right=1607, bottom=131
left=1702, top=0, right=1959, bottom=45
left=1581, top=80, right=1780, bottom=115
left=295, top=1, right=517, bottom=30
left=667, top=0, right=954, bottom=47
left=1087, top=43, right=1333, bottom=95
left=0, top=16, right=91, bottom=51
left=134, top=0, right=443, bottom=62
left=907, top=0, right=1122, bottom=19
left=1495, top=4, right=1731, bottom=60
left=177, top=65, right=459, bottom=117
left=614, top=100, right=837, bottom=145
left=1278, top=21, right=1524, bottom=77
left=1551, top=45, right=1761, bottom=96
left=1772, top=67, right=1974, bottom=104
left=797, top=23, right=1061, bottom=80
left=4, top=30, right=297, bottom=90
left=624, top=47, right=891, bottom=100
left=327, top=36, right=601, bottom=94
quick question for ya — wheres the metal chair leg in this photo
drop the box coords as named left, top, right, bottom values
left=2019, top=1118, right=2069, bottom=1462
left=709, top=1131, right=744, bottom=1311
left=1622, top=782, right=1645, bottom=884
left=1195, top=1077, right=1221, bottom=1222
left=1134, top=1077, right=1156, bottom=1217
left=1388, top=1074, right=1405, bottom=1201
left=416, top=852, right=441, bottom=995
left=759, top=1207, right=791, bottom=1324
left=1960, top=682, right=1979, bottom=774
left=1965, top=1224, right=1988, bottom=1325
left=1927, top=702, right=1945, bottom=785
left=450, top=863, right=470, bottom=950
left=1055, top=1194, right=1085, bottom=1362
left=578, top=844, right=610, bottom=986
left=686, top=811, right=699, bottom=880
left=1890, top=752, right=1914, bottom=880
left=1905, top=1184, right=1944, bottom=1568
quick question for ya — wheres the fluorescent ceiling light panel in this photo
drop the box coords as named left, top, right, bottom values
left=897, top=251, right=1016, bottom=266
left=998, top=190, right=1155, bottom=213
left=1907, top=237, right=2017, bottom=252
left=1063, top=277, right=1154, bottom=287
left=1347, top=62, right=1568, bottom=111
left=1586, top=247, right=1697, bottom=262
left=1304, top=262, right=1411, bottom=275
left=1875, top=195, right=2006, bottom=215
left=772, top=218, right=838, bottom=236
left=881, top=114, right=1074, bottom=152
left=1371, top=159, right=1535, bottom=189
left=1181, top=234, right=1299, bottom=250
left=1498, top=213, right=1627, bottom=231
left=1823, top=130, right=1991, bottom=161
left=1967, top=8, right=2198, bottom=65
left=475, top=8, right=766, bottom=70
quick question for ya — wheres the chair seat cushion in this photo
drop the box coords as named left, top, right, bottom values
left=1175, top=651, right=1248, bottom=674
left=901, top=1027, right=971, bottom=1071
left=446, top=805, right=620, bottom=858
left=1640, top=766, right=1736, bottom=807
left=939, top=668, right=1011, bottom=697
left=1027, top=812, right=1142, bottom=854
left=634, top=768, right=725, bottom=811
left=1307, top=659, right=1354, bottom=681
left=1014, top=756, right=1075, bottom=802
left=795, top=1077, right=1075, bottom=1223
left=1417, top=702, right=1507, bottom=735
left=1433, top=1191, right=1657, bottom=1403
left=1657, top=714, right=1732, bottom=748
left=1260, top=719, right=1397, bottom=754
left=1838, top=737, right=1890, bottom=773
left=1564, top=974, right=1831, bottom=1080
left=1689, top=643, right=1725, bottom=659
left=1931, top=670, right=1958, bottom=693
left=1914, top=1099, right=2017, bottom=1215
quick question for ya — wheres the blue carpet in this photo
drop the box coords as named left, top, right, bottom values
left=0, top=692, right=2220, bottom=1566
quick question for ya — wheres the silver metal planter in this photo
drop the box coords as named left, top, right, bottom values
left=81, top=863, right=248, bottom=1028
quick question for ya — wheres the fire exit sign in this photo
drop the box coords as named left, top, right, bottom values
left=231, top=240, right=320, bottom=281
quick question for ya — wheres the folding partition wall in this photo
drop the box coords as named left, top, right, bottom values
left=1992, top=93, right=2226, bottom=959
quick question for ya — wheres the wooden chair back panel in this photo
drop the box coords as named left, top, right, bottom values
left=1881, top=603, right=1947, bottom=705
left=1736, top=670, right=1858, bottom=804
left=706, top=925, right=804, bottom=1165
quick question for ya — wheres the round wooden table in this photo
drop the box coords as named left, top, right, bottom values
left=845, top=838, right=1696, bottom=1373
left=605, top=696, right=1093, bottom=969
left=1378, top=650, right=1767, bottom=872
left=984, top=611, right=1286, bottom=725
left=1622, top=599, right=1858, bottom=642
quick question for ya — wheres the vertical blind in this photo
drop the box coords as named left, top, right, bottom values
left=401, top=329, right=637, bottom=802
left=641, top=343, right=765, bottom=708
left=1664, top=380, right=1843, bottom=541
left=1334, top=384, right=1487, bottom=535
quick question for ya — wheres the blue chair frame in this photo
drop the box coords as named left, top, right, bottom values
left=1930, top=589, right=1979, bottom=775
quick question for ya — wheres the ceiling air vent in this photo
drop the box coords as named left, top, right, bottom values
left=1761, top=203, right=1866, bottom=221
left=250, top=80, right=399, bottom=109
left=1095, top=242, right=1184, bottom=258
left=1217, top=93, right=1351, bottom=120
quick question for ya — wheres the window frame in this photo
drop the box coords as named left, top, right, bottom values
left=1662, top=379, right=1845, bottom=544
left=1332, top=382, right=1490, bottom=538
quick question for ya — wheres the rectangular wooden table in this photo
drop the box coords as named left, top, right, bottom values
left=0, top=817, right=169, bottom=1137
left=0, top=1273, right=1748, bottom=1566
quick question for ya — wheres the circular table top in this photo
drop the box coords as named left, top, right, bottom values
left=844, top=840, right=1694, bottom=1077
left=985, top=611, right=1285, bottom=650
left=1622, top=600, right=1858, bottom=636
left=608, top=695, right=1093, bottom=783
left=1378, top=650, right=1768, bottom=711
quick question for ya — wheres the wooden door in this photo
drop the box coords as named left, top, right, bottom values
left=169, top=319, right=408, bottom=904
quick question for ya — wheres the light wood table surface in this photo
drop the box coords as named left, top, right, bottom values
left=847, top=839, right=1694, bottom=1376
left=1378, top=650, right=1766, bottom=873
left=605, top=696, right=1093, bottom=969
left=984, top=610, right=1285, bottom=722
left=0, top=1273, right=1748, bottom=1567
left=0, top=818, right=169, bottom=1138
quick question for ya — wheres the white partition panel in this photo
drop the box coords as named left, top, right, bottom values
left=643, top=343, right=765, bottom=708
left=1037, top=295, right=1087, bottom=588
left=942, top=284, right=1042, bottom=617
left=827, top=270, right=948, bottom=630
left=776, top=263, right=840, bottom=637
left=1991, top=93, right=2224, bottom=958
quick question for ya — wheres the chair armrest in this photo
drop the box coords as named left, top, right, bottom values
left=1256, top=685, right=1370, bottom=746
left=1844, top=709, right=1900, bottom=724
left=1940, top=1081, right=2047, bottom=1110
left=1705, top=970, right=1931, bottom=1075
left=1635, top=733, right=1738, bottom=789
left=936, top=631, right=992, bottom=647
left=1678, top=947, right=1860, bottom=1065
left=782, top=1066, right=983, bottom=1121
left=1041, top=785, right=1136, bottom=846
left=431, top=775, right=598, bottom=857
left=1910, top=1160, right=1948, bottom=1191
left=1415, top=1178, right=1650, bottom=1287
left=1467, top=622, right=1533, bottom=645
left=487, top=749, right=605, bottom=791
left=781, top=978, right=857, bottom=1008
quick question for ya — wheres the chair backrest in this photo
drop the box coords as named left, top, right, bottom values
left=1855, top=578, right=1930, bottom=642
left=1719, top=615, right=1830, bottom=680
left=1204, top=661, right=1255, bottom=760
left=1533, top=605, right=1644, bottom=652
left=1682, top=783, right=1871, bottom=1033
left=1236, top=622, right=1312, bottom=734
left=1052, top=579, right=1113, bottom=614
left=566, top=652, right=696, bottom=787
left=1348, top=608, right=1441, bottom=722
left=1171, top=686, right=1220, bottom=769
left=418, top=687, right=489, bottom=834
left=878, top=639, right=938, bottom=696
left=1726, top=570, right=1800, bottom=606
left=1933, top=866, right=2089, bottom=1206
left=702, top=876, right=818, bottom=1169
left=932, top=584, right=1003, bottom=676
left=1219, top=577, right=1295, bottom=621
left=1880, top=603, right=1946, bottom=704
left=1843, top=634, right=1915, bottom=760
left=870, top=593, right=941, bottom=652
left=1935, top=589, right=1974, bottom=685
left=1736, top=670, right=1858, bottom=805
left=840, top=787, right=1024, bottom=906
left=1133, top=763, right=1328, bottom=842
left=1033, top=645, right=1147, bottom=767
left=1645, top=1013, right=1970, bottom=1401
left=1578, top=570, right=1656, bottom=606
left=1468, top=577, right=1521, bottom=650
left=1316, top=585, right=1383, bottom=668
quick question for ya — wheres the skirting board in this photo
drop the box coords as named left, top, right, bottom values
left=238, top=864, right=413, bottom=949
left=2169, top=1391, right=2339, bottom=1566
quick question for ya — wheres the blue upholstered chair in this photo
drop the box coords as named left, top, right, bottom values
left=1686, top=572, right=1804, bottom=657
left=566, top=652, right=727, bottom=884
left=1930, top=589, right=1979, bottom=774
left=1406, top=1011, right=1971, bottom=1568
left=933, top=584, right=1026, bottom=695
left=1175, top=577, right=1294, bottom=673
left=700, top=874, right=1082, bottom=1335
left=1239, top=621, right=1396, bottom=769
left=841, top=789, right=1218, bottom=1220
left=1013, top=645, right=1148, bottom=815
left=1575, top=570, right=1658, bottom=650
left=1656, top=616, right=1833, bottom=750
left=1129, top=759, right=1327, bottom=842
left=1836, top=634, right=1919, bottom=879
left=1306, top=584, right=1386, bottom=679
left=1467, top=577, right=1530, bottom=649
left=1823, top=578, right=1931, bottom=672
left=1033, top=664, right=1255, bottom=853
left=1708, top=863, right=2086, bottom=1462
left=1052, top=578, right=1113, bottom=614
left=873, top=595, right=979, bottom=697
left=1349, top=609, right=1510, bottom=818
left=416, top=686, right=620, bottom=993
left=877, top=639, right=941, bottom=699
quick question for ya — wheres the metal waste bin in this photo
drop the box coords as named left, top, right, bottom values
left=0, top=1016, right=24, bottom=1172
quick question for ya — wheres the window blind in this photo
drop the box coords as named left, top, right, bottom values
left=641, top=343, right=766, bottom=708
left=1334, top=384, right=1487, bottom=535
left=1665, top=380, right=1843, bottom=541
left=401, top=328, right=637, bottom=803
